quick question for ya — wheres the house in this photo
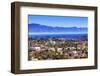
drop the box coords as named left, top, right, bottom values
left=72, top=50, right=78, bottom=57
left=35, top=47, right=41, bottom=51
left=29, top=47, right=41, bottom=51
left=49, top=40, right=56, bottom=45
left=57, top=48, right=63, bottom=51
left=48, top=47, right=55, bottom=51
left=77, top=45, right=82, bottom=50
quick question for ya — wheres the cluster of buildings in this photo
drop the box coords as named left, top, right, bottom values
left=28, top=38, right=88, bottom=60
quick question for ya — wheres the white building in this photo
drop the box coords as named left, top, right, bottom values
left=29, top=47, right=41, bottom=51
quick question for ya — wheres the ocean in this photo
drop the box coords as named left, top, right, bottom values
left=28, top=34, right=88, bottom=40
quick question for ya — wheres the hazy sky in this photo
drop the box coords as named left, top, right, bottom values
left=28, top=15, right=88, bottom=28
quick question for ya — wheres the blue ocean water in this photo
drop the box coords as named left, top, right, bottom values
left=28, top=34, right=88, bottom=40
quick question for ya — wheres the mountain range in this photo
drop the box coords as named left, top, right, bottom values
left=28, top=23, right=87, bottom=33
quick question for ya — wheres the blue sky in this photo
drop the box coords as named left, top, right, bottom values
left=28, top=15, right=88, bottom=28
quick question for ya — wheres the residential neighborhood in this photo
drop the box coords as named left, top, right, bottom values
left=28, top=38, right=88, bottom=60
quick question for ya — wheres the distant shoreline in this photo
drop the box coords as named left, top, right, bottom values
left=28, top=33, right=87, bottom=35
left=28, top=34, right=88, bottom=40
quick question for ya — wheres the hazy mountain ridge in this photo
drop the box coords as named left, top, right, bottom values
left=28, top=23, right=88, bottom=33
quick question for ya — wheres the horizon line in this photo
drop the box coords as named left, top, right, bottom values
left=28, top=23, right=88, bottom=28
left=28, top=32, right=88, bottom=35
